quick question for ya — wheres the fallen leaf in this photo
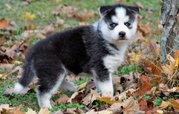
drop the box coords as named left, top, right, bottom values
left=138, top=22, right=151, bottom=37
left=5, top=43, right=20, bottom=59
left=57, top=94, right=69, bottom=104
left=0, top=64, right=14, bottom=69
left=53, top=5, right=95, bottom=22
left=25, top=108, right=37, bottom=114
left=56, top=18, right=64, bottom=29
left=9, top=106, right=24, bottom=114
left=0, top=65, right=23, bottom=80
left=0, top=104, right=10, bottom=112
left=159, top=101, right=171, bottom=109
left=129, top=52, right=143, bottom=64
left=63, top=108, right=84, bottom=114
left=149, top=40, right=160, bottom=58
left=76, top=10, right=95, bottom=22
left=0, top=18, right=10, bottom=29
left=86, top=109, right=113, bottom=114
left=21, top=12, right=36, bottom=21
left=78, top=81, right=88, bottom=90
left=82, top=89, right=100, bottom=105
left=68, top=91, right=79, bottom=103
left=97, top=96, right=118, bottom=105
left=68, top=89, right=85, bottom=103
left=53, top=5, right=77, bottom=18
left=108, top=97, right=142, bottom=114
left=134, top=75, right=152, bottom=96
left=156, top=110, right=164, bottom=114
left=174, top=50, right=179, bottom=58
left=53, top=110, right=63, bottom=114
left=144, top=60, right=162, bottom=76
left=115, top=88, right=136, bottom=100
left=36, top=23, right=55, bottom=39
left=38, top=108, right=50, bottom=114
left=168, top=99, right=179, bottom=111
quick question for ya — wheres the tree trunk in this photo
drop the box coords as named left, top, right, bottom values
left=160, top=0, right=179, bottom=63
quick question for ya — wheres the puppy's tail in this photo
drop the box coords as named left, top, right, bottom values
left=14, top=62, right=34, bottom=93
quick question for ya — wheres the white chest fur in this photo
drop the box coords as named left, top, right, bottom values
left=103, top=44, right=128, bottom=73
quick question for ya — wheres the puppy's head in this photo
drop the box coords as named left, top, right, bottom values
left=98, top=4, right=139, bottom=44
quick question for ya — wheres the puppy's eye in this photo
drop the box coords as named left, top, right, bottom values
left=109, top=23, right=118, bottom=29
left=124, top=22, right=131, bottom=27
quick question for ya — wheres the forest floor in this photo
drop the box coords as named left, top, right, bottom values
left=0, top=0, right=179, bottom=114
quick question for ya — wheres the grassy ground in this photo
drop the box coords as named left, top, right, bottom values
left=0, top=0, right=161, bottom=112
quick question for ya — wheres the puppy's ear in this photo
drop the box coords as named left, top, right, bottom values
left=98, top=5, right=112, bottom=16
left=128, top=6, right=140, bottom=14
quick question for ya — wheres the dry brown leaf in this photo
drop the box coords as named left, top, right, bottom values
left=57, top=18, right=64, bottom=29
left=123, top=98, right=141, bottom=114
left=1, top=65, right=23, bottom=80
left=38, top=108, right=50, bottom=114
left=0, top=19, right=10, bottom=29
left=38, top=23, right=55, bottom=39
left=63, top=108, right=84, bottom=114
left=0, top=64, right=14, bottom=69
left=68, top=91, right=79, bottom=103
left=149, top=40, right=160, bottom=58
left=86, top=110, right=113, bottom=114
left=159, top=101, right=171, bottom=109
left=139, top=97, right=154, bottom=111
left=9, top=106, right=24, bottom=114
left=138, top=22, right=151, bottom=37
left=53, top=110, right=63, bottom=114
left=57, top=94, right=69, bottom=104
left=134, top=75, right=152, bottom=96
left=115, top=89, right=136, bottom=100
left=53, top=5, right=77, bottom=17
left=0, top=104, right=10, bottom=112
left=76, top=10, right=95, bottom=22
left=108, top=97, right=142, bottom=114
left=144, top=60, right=162, bottom=76
left=168, top=99, right=179, bottom=111
left=82, top=89, right=100, bottom=105
left=5, top=43, right=20, bottom=59
left=53, top=5, right=95, bottom=22
left=68, top=89, right=85, bottom=103
left=25, top=108, right=37, bottom=114
left=161, top=54, right=178, bottom=79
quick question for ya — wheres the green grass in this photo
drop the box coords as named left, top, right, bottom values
left=50, top=103, right=84, bottom=112
left=0, top=76, right=38, bottom=111
left=73, top=75, right=89, bottom=85
left=117, top=64, right=143, bottom=75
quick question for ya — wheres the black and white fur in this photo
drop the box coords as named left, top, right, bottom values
left=11, top=4, right=139, bottom=108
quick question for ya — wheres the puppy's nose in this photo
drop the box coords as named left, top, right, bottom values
left=119, top=31, right=126, bottom=38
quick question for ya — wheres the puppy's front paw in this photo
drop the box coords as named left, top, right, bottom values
left=102, top=91, right=113, bottom=97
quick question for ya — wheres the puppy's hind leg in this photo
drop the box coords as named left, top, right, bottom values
left=36, top=66, right=66, bottom=108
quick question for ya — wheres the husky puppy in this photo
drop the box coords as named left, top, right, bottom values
left=10, top=4, right=139, bottom=108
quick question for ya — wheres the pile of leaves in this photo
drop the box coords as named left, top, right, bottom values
left=0, top=0, right=179, bottom=114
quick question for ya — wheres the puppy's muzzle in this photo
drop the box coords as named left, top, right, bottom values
left=118, top=31, right=127, bottom=40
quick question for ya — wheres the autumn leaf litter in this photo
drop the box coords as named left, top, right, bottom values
left=0, top=1, right=179, bottom=114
